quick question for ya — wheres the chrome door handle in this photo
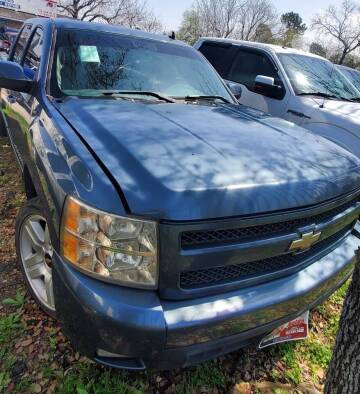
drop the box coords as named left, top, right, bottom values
left=7, top=94, right=17, bottom=104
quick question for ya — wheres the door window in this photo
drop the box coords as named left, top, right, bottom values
left=12, top=24, right=32, bottom=64
left=227, top=49, right=283, bottom=91
left=198, top=42, right=237, bottom=78
left=23, top=28, right=44, bottom=80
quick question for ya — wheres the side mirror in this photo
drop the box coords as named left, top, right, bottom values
left=0, top=61, right=33, bottom=93
left=226, top=80, right=242, bottom=100
left=253, top=75, right=284, bottom=100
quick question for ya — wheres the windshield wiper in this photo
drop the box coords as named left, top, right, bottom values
left=101, top=90, right=175, bottom=103
left=297, top=91, right=360, bottom=103
left=297, top=92, right=339, bottom=99
left=347, top=97, right=360, bottom=103
left=180, top=95, right=231, bottom=104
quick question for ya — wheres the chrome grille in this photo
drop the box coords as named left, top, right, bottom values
left=181, top=198, right=357, bottom=248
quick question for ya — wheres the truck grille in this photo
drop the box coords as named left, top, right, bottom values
left=180, top=223, right=353, bottom=289
left=181, top=198, right=356, bottom=248
left=158, top=194, right=360, bottom=300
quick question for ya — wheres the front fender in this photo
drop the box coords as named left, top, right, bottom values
left=304, top=121, right=360, bottom=158
left=25, top=98, right=126, bottom=251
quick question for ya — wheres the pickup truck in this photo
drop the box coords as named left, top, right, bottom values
left=1, top=18, right=360, bottom=370
left=337, top=65, right=360, bottom=93
left=195, top=38, right=360, bottom=158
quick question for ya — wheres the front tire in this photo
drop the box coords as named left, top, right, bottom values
left=15, top=198, right=56, bottom=318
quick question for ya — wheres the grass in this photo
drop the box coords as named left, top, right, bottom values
left=0, top=291, right=26, bottom=347
left=175, top=363, right=232, bottom=393
left=54, top=361, right=232, bottom=394
left=0, top=292, right=28, bottom=392
left=56, top=363, right=144, bottom=394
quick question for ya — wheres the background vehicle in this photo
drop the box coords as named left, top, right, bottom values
left=337, top=64, right=360, bottom=92
left=195, top=38, right=360, bottom=157
left=0, top=38, right=10, bottom=53
left=1, top=18, right=360, bottom=370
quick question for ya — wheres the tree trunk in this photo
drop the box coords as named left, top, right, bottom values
left=338, top=49, right=348, bottom=65
left=324, top=249, right=360, bottom=393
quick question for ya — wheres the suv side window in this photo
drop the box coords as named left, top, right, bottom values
left=12, top=24, right=32, bottom=63
left=227, top=49, right=282, bottom=91
left=23, top=28, right=44, bottom=80
left=198, top=42, right=237, bottom=78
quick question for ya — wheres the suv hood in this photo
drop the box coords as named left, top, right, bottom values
left=55, top=99, right=360, bottom=220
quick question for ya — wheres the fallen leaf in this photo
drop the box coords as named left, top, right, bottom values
left=30, top=383, right=42, bottom=393
left=21, top=339, right=33, bottom=347
left=232, top=382, right=251, bottom=394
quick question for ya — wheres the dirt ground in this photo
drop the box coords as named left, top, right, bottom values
left=0, top=135, right=348, bottom=393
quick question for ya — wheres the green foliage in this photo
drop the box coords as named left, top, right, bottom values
left=309, top=42, right=327, bottom=58
left=177, top=9, right=202, bottom=45
left=3, top=290, right=26, bottom=308
left=254, top=23, right=275, bottom=44
left=307, top=342, right=332, bottom=369
left=0, top=371, right=11, bottom=392
left=278, top=343, right=302, bottom=385
left=184, top=362, right=230, bottom=389
left=330, top=281, right=349, bottom=305
left=0, top=313, right=22, bottom=344
left=280, top=11, right=307, bottom=47
left=57, top=363, right=146, bottom=394
left=0, top=175, right=9, bottom=187
left=281, top=12, right=307, bottom=34
left=49, top=334, right=58, bottom=350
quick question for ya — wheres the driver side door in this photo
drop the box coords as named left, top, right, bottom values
left=226, top=48, right=290, bottom=117
left=1, top=25, right=43, bottom=168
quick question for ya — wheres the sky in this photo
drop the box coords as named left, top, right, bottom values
left=147, top=0, right=344, bottom=34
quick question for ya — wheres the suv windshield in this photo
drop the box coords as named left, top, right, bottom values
left=50, top=28, right=233, bottom=102
left=278, top=53, right=360, bottom=101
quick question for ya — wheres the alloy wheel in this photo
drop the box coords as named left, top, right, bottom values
left=19, top=214, right=55, bottom=311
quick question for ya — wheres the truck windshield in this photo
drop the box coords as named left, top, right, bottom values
left=278, top=53, right=360, bottom=101
left=50, top=28, right=233, bottom=103
left=338, top=67, right=360, bottom=92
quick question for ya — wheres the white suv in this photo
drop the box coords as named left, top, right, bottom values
left=195, top=38, right=360, bottom=157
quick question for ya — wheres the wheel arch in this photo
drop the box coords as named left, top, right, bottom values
left=23, top=165, right=38, bottom=200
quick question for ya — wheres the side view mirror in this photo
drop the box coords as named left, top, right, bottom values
left=226, top=80, right=242, bottom=100
left=253, top=75, right=284, bottom=100
left=0, top=61, right=33, bottom=93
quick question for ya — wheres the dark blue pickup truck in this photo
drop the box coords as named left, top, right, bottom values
left=1, top=18, right=360, bottom=370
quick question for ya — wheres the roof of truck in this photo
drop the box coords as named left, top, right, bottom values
left=197, top=37, right=327, bottom=60
left=336, top=64, right=360, bottom=73
left=26, top=17, right=188, bottom=47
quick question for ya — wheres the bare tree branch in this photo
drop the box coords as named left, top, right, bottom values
left=58, top=0, right=163, bottom=32
left=312, top=0, right=360, bottom=64
left=178, top=0, right=277, bottom=43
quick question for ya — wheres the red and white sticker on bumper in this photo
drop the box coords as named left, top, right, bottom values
left=259, top=311, right=309, bottom=349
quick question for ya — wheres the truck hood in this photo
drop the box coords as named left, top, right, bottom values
left=320, top=99, right=360, bottom=120
left=300, top=96, right=360, bottom=122
left=55, top=98, right=360, bottom=220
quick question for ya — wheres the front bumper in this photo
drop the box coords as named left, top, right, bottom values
left=53, top=232, right=359, bottom=370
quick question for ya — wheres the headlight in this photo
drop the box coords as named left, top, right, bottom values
left=60, top=196, right=158, bottom=289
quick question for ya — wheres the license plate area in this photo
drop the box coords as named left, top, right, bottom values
left=259, top=311, right=309, bottom=349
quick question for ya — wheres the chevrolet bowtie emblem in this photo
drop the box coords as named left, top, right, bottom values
left=289, top=230, right=322, bottom=252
